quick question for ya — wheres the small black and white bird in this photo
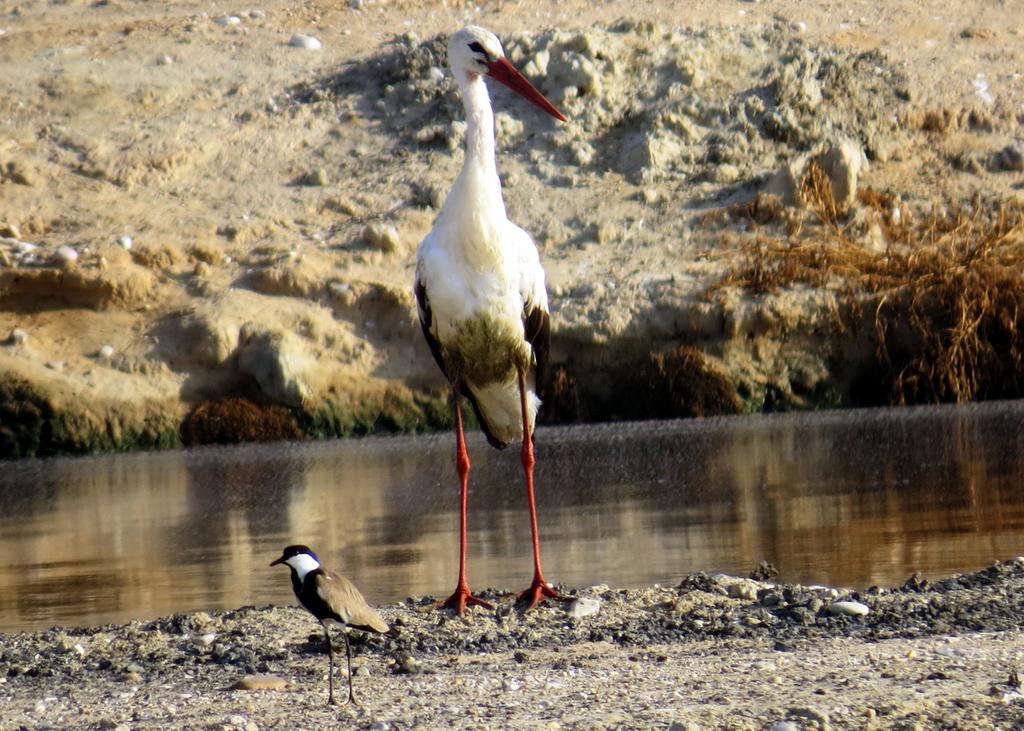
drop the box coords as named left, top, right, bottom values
left=270, top=545, right=389, bottom=706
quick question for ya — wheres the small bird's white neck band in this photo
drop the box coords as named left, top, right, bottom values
left=286, top=553, right=320, bottom=580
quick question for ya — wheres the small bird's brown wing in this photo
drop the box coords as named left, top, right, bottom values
left=315, top=570, right=389, bottom=634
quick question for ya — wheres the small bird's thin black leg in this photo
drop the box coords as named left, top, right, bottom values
left=343, top=630, right=356, bottom=706
left=324, top=626, right=336, bottom=705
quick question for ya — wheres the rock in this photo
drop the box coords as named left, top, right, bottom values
left=235, top=324, right=311, bottom=408
left=288, top=34, right=322, bottom=50
left=763, top=157, right=806, bottom=207
left=817, top=140, right=865, bottom=207
left=230, top=674, right=291, bottom=691
left=494, top=112, right=524, bottom=140
left=567, top=597, right=601, bottom=618
left=726, top=580, right=760, bottom=601
left=364, top=223, right=402, bottom=254
left=0, top=222, right=21, bottom=239
left=8, top=328, right=27, bottom=345
left=827, top=600, right=869, bottom=617
left=98, top=344, right=115, bottom=360
left=296, top=168, right=329, bottom=186
left=215, top=15, right=241, bottom=26
left=117, top=235, right=133, bottom=250
left=394, top=653, right=421, bottom=674
left=4, top=159, right=35, bottom=186
left=324, top=195, right=363, bottom=217
left=617, top=130, right=684, bottom=182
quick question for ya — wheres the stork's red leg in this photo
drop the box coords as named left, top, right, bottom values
left=436, top=396, right=494, bottom=615
left=516, top=369, right=565, bottom=609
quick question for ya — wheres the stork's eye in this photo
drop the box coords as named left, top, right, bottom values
left=468, top=41, right=488, bottom=57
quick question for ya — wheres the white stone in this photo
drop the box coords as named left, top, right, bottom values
left=567, top=597, right=601, bottom=619
left=289, top=34, right=322, bottom=50
left=118, top=235, right=133, bottom=250
left=192, top=630, right=216, bottom=647
left=828, top=600, right=869, bottom=617
left=9, top=328, right=27, bottom=345
left=216, top=15, right=242, bottom=26
left=98, top=344, right=115, bottom=359
left=55, top=246, right=79, bottom=265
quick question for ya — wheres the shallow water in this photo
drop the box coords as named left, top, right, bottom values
left=2, top=402, right=1023, bottom=633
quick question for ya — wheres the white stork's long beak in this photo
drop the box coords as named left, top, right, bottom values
left=486, top=57, right=567, bottom=122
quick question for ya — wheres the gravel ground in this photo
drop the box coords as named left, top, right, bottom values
left=2, top=559, right=1023, bottom=730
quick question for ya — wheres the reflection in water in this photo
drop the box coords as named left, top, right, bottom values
left=1, top=402, right=1023, bottom=632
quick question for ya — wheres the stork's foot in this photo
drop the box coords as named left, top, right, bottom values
left=435, top=583, right=495, bottom=615
left=517, top=577, right=566, bottom=610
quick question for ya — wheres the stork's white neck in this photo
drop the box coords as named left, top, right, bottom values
left=443, top=70, right=506, bottom=224
left=459, top=71, right=496, bottom=176
left=285, top=553, right=320, bottom=581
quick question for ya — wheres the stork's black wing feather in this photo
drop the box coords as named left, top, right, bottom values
left=523, top=302, right=550, bottom=393
left=415, top=278, right=447, bottom=378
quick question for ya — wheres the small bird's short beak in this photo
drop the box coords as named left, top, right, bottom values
left=486, top=56, right=567, bottom=122
left=270, top=556, right=284, bottom=567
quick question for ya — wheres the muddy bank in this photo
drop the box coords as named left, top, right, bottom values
left=2, top=1, right=1024, bottom=457
left=1, top=559, right=1023, bottom=729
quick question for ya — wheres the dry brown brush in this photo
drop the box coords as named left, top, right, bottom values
left=719, top=163, right=1024, bottom=406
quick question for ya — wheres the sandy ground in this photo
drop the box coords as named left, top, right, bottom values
left=1, top=0, right=1023, bottom=453
left=2, top=560, right=1024, bottom=729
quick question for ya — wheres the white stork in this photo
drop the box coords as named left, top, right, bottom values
left=414, top=26, right=567, bottom=614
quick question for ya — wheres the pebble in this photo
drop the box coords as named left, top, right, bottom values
left=568, top=597, right=601, bottom=619
left=193, top=632, right=216, bottom=647
left=787, top=707, right=830, bottom=727
left=98, top=345, right=115, bottom=360
left=9, top=328, right=27, bottom=345
left=230, top=674, right=291, bottom=691
left=55, top=246, right=79, bottom=267
left=289, top=34, right=322, bottom=50
left=828, top=600, right=870, bottom=617
left=395, top=653, right=421, bottom=674
left=45, top=360, right=65, bottom=371
left=770, top=723, right=799, bottom=731
left=216, top=15, right=242, bottom=27
left=156, top=54, right=174, bottom=66
left=117, top=235, right=133, bottom=250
